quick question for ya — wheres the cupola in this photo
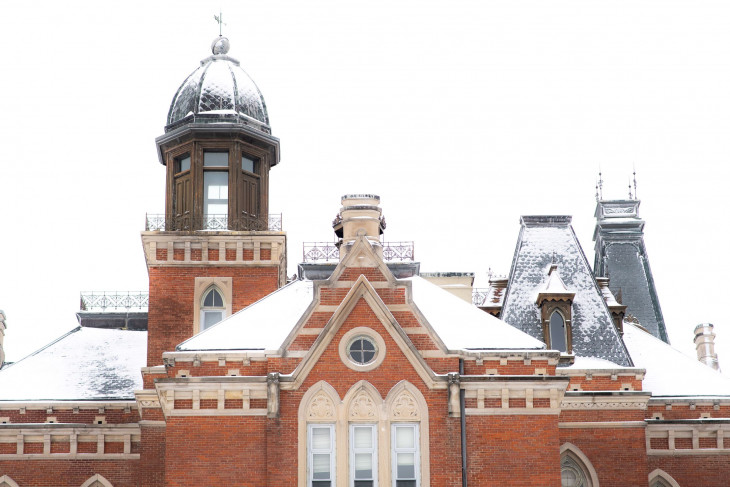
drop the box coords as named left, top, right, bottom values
left=154, top=36, right=280, bottom=232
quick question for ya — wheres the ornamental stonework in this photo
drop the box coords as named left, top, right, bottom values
left=307, top=392, right=336, bottom=419
left=349, top=391, right=377, bottom=420
left=392, top=391, right=419, bottom=419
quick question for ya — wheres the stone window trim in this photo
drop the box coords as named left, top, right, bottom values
left=308, top=423, right=336, bottom=487
left=338, top=328, right=387, bottom=372
left=297, top=380, right=431, bottom=487
left=648, top=469, right=681, bottom=487
left=80, top=475, right=114, bottom=487
left=0, top=475, right=20, bottom=487
left=193, top=277, right=233, bottom=335
left=559, top=443, right=599, bottom=487
left=350, top=423, right=378, bottom=487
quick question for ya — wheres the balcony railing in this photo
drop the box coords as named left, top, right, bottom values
left=145, top=213, right=282, bottom=232
left=80, top=292, right=149, bottom=312
left=303, top=241, right=414, bottom=263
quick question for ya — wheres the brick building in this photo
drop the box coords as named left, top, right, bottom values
left=0, top=35, right=729, bottom=487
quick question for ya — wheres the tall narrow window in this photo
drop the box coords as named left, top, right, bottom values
left=203, top=151, right=229, bottom=228
left=550, top=311, right=567, bottom=352
left=561, top=453, right=590, bottom=487
left=200, top=287, right=225, bottom=330
left=392, top=424, right=419, bottom=487
left=351, top=424, right=377, bottom=487
left=309, top=424, right=335, bottom=487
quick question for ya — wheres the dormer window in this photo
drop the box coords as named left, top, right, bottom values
left=549, top=311, right=567, bottom=353
left=201, top=287, right=226, bottom=330
left=536, top=264, right=575, bottom=354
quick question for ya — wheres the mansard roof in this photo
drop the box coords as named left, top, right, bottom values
left=622, top=323, right=730, bottom=397
left=0, top=327, right=146, bottom=401
left=501, top=216, right=633, bottom=366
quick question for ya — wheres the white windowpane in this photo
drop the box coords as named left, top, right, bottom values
left=204, top=171, right=228, bottom=216
left=397, top=453, right=415, bottom=477
left=395, top=426, right=415, bottom=449
left=354, top=453, right=372, bottom=478
left=204, top=151, right=229, bottom=167
left=313, top=454, right=331, bottom=478
left=312, top=427, right=331, bottom=449
left=353, top=426, right=372, bottom=449
left=202, top=311, right=223, bottom=329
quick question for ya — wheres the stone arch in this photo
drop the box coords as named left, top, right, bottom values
left=344, top=380, right=383, bottom=421
left=560, top=442, right=599, bottom=487
left=297, top=381, right=342, bottom=487
left=80, top=474, right=114, bottom=487
left=385, top=380, right=430, bottom=487
left=0, top=476, right=20, bottom=487
left=648, top=469, right=681, bottom=487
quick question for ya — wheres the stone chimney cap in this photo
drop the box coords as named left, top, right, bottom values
left=342, top=194, right=380, bottom=202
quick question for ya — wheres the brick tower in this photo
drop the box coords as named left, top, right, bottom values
left=141, top=35, right=287, bottom=366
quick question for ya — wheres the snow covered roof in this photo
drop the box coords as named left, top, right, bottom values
left=623, top=323, right=730, bottom=397
left=179, top=279, right=315, bottom=351
left=179, top=275, right=544, bottom=354
left=0, top=327, right=146, bottom=401
left=406, top=276, right=544, bottom=351
left=501, top=216, right=633, bottom=366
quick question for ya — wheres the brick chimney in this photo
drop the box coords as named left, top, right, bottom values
left=0, top=310, right=6, bottom=367
left=694, top=323, right=720, bottom=371
left=333, top=194, right=385, bottom=260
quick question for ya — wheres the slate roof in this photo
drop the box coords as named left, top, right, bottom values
left=593, top=200, right=669, bottom=342
left=500, top=216, right=633, bottom=366
left=0, top=327, right=146, bottom=401
left=623, top=322, right=730, bottom=396
left=179, top=276, right=544, bottom=353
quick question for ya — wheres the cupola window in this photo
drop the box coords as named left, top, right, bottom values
left=200, top=287, right=225, bottom=330
left=203, top=151, right=229, bottom=228
left=176, top=155, right=191, bottom=174
left=242, top=155, right=255, bottom=174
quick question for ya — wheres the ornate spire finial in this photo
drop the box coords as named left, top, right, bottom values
left=598, top=167, right=604, bottom=200
left=633, top=165, right=638, bottom=200
left=628, top=177, right=633, bottom=199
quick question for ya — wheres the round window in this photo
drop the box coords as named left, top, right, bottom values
left=347, top=336, right=377, bottom=365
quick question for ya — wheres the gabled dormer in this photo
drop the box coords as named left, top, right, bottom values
left=536, top=263, right=576, bottom=354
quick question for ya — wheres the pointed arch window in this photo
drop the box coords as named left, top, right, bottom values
left=550, top=311, right=567, bottom=353
left=200, top=286, right=226, bottom=330
left=559, top=447, right=597, bottom=487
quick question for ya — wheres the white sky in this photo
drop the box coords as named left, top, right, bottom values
left=0, top=1, right=728, bottom=370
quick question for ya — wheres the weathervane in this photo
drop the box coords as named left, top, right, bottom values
left=214, top=10, right=227, bottom=36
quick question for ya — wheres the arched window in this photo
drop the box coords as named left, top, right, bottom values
left=550, top=311, right=567, bottom=352
left=80, top=475, right=114, bottom=487
left=649, top=469, right=681, bottom=487
left=0, top=475, right=21, bottom=487
left=200, top=286, right=226, bottom=330
left=559, top=444, right=597, bottom=487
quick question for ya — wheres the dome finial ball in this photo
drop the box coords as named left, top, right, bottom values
left=211, top=36, right=230, bottom=55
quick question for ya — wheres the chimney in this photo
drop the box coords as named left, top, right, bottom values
left=596, top=277, right=627, bottom=335
left=0, top=310, right=6, bottom=367
left=694, top=323, right=720, bottom=371
left=479, top=276, right=508, bottom=317
left=333, top=194, right=385, bottom=260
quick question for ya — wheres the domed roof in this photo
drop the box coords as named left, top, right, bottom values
left=166, top=36, right=270, bottom=133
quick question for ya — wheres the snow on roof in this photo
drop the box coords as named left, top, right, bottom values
left=501, top=219, right=633, bottom=366
left=623, top=323, right=730, bottom=397
left=179, top=279, right=314, bottom=351
left=0, top=327, right=146, bottom=401
left=407, top=276, right=545, bottom=351
left=562, top=356, right=628, bottom=370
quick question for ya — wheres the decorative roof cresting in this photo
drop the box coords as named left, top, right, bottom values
left=166, top=36, right=270, bottom=133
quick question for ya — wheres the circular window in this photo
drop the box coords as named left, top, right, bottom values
left=348, top=336, right=377, bottom=365
left=339, top=327, right=386, bottom=372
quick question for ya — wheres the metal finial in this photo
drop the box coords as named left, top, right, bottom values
left=633, top=165, right=638, bottom=200
left=595, top=181, right=599, bottom=202
left=628, top=178, right=633, bottom=199
left=552, top=251, right=556, bottom=265
left=214, top=11, right=226, bottom=36
left=598, top=168, right=604, bottom=200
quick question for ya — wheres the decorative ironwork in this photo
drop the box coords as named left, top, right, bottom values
left=302, top=241, right=415, bottom=263
left=145, top=213, right=282, bottom=232
left=303, top=242, right=339, bottom=262
left=80, top=292, right=149, bottom=312
left=381, top=241, right=413, bottom=261
left=472, top=288, right=489, bottom=306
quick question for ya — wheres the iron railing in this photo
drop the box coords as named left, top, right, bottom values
left=145, top=213, right=282, bottom=232
left=80, top=292, right=149, bottom=312
left=472, top=288, right=489, bottom=306
left=302, top=241, right=415, bottom=263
